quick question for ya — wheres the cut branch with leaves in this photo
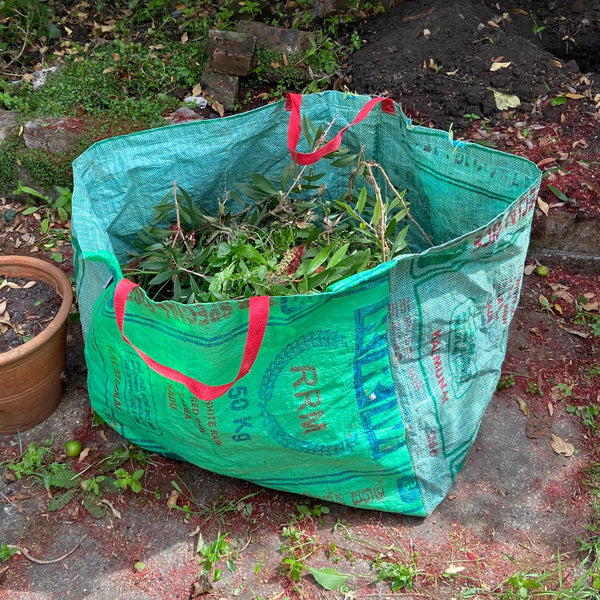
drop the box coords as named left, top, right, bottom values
left=123, top=116, right=432, bottom=303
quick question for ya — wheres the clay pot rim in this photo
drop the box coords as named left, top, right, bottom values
left=0, top=255, right=73, bottom=366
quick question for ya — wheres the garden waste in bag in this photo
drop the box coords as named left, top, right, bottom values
left=72, top=91, right=542, bottom=515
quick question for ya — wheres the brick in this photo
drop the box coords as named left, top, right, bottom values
left=0, top=110, right=18, bottom=145
left=23, top=117, right=87, bottom=153
left=236, top=21, right=315, bottom=54
left=206, top=29, right=256, bottom=76
left=201, top=65, right=239, bottom=112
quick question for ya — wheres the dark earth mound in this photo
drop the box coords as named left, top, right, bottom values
left=349, top=0, right=600, bottom=130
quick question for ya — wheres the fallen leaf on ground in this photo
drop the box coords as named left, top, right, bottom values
left=537, top=196, right=549, bottom=217
left=524, top=264, right=537, bottom=275
left=211, top=100, right=225, bottom=117
left=548, top=402, right=554, bottom=416
left=526, top=412, right=552, bottom=439
left=23, top=281, right=36, bottom=289
left=548, top=284, right=574, bottom=303
left=565, top=93, right=585, bottom=99
left=191, top=573, right=212, bottom=597
left=101, top=498, right=121, bottom=519
left=550, top=433, right=574, bottom=456
left=6, top=492, right=31, bottom=502
left=167, top=489, right=179, bottom=510
left=490, top=61, right=511, bottom=71
left=561, top=326, right=591, bottom=339
left=492, top=90, right=521, bottom=110
left=536, top=157, right=556, bottom=167
left=78, top=447, right=91, bottom=462
left=445, top=564, right=466, bottom=574
left=516, top=396, right=530, bottom=416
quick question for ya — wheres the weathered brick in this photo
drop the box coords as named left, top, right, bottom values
left=23, top=117, right=87, bottom=153
left=201, top=65, right=239, bottom=112
left=0, top=110, right=18, bottom=145
left=206, top=29, right=256, bottom=76
left=236, top=21, right=315, bottom=54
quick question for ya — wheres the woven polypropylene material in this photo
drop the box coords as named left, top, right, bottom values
left=72, top=91, right=541, bottom=515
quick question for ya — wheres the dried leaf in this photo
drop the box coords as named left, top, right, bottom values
left=0, top=300, right=6, bottom=313
left=6, top=281, right=22, bottom=289
left=211, top=100, right=224, bottom=117
left=180, top=32, right=188, bottom=44
left=524, top=264, right=537, bottom=275
left=550, top=433, right=574, bottom=457
left=445, top=564, right=466, bottom=575
left=526, top=413, right=552, bottom=439
left=562, top=327, right=591, bottom=339
left=167, top=490, right=179, bottom=510
left=78, top=447, right=91, bottom=462
left=536, top=196, right=549, bottom=217
left=516, top=396, right=530, bottom=416
left=22, top=280, right=36, bottom=289
left=192, top=83, right=203, bottom=97
left=565, top=93, right=585, bottom=100
left=551, top=59, right=563, bottom=68
left=490, top=61, right=511, bottom=71
left=101, top=498, right=122, bottom=519
left=283, top=53, right=289, bottom=66
left=548, top=402, right=554, bottom=416
left=548, top=284, right=574, bottom=303
left=102, top=67, right=114, bottom=74
left=536, top=157, right=556, bottom=168
left=446, top=67, right=459, bottom=75
left=191, top=573, right=212, bottom=597
left=583, top=301, right=599, bottom=313
left=492, top=90, right=521, bottom=110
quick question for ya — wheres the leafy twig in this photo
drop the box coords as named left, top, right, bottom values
left=368, top=161, right=434, bottom=247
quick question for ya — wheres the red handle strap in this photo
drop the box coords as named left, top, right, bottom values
left=285, top=93, right=395, bottom=165
left=113, top=278, right=270, bottom=402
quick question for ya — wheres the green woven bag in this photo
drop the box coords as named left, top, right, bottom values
left=72, top=91, right=541, bottom=515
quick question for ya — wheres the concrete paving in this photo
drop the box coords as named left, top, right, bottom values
left=0, top=265, right=597, bottom=600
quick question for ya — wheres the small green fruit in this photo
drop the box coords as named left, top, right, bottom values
left=64, top=440, right=82, bottom=458
left=535, top=265, right=549, bottom=277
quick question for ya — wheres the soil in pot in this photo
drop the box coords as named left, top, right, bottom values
left=0, top=277, right=62, bottom=352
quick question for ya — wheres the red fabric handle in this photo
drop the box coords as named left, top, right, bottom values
left=285, top=93, right=395, bottom=165
left=113, top=278, right=270, bottom=402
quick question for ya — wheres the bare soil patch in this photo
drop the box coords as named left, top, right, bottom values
left=0, top=276, right=62, bottom=352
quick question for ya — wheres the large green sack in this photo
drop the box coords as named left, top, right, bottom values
left=72, top=91, right=541, bottom=515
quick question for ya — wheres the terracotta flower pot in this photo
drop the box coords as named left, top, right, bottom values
left=0, top=256, right=73, bottom=434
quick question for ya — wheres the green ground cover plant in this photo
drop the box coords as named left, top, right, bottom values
left=2, top=439, right=150, bottom=519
